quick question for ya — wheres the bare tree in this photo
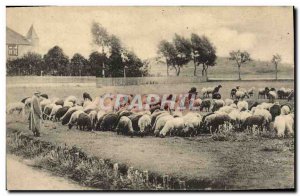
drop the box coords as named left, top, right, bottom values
left=271, top=54, right=281, bottom=80
left=229, top=50, right=251, bottom=80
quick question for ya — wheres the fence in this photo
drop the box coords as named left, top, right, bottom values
left=96, top=76, right=207, bottom=87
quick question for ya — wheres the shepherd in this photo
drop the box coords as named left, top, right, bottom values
left=29, top=91, right=42, bottom=137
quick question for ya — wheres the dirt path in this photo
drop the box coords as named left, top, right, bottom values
left=7, top=155, right=93, bottom=190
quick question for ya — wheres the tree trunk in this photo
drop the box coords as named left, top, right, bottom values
left=177, top=66, right=181, bottom=76
left=193, top=58, right=197, bottom=76
left=167, top=64, right=169, bottom=76
left=202, top=64, right=205, bottom=76
left=275, top=63, right=278, bottom=80
left=204, top=65, right=208, bottom=77
left=238, top=65, right=241, bottom=80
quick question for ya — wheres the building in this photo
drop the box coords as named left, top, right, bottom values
left=6, top=25, right=39, bottom=61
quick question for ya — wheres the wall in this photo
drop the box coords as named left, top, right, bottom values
left=96, top=76, right=207, bottom=87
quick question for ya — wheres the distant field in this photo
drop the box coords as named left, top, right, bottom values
left=6, top=79, right=294, bottom=104
left=148, top=57, right=294, bottom=79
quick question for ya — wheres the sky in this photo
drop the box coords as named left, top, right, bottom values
left=6, top=6, right=294, bottom=64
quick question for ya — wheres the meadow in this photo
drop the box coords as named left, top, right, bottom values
left=6, top=77, right=295, bottom=190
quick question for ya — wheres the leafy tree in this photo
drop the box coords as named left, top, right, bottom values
left=173, top=34, right=192, bottom=76
left=122, top=50, right=144, bottom=77
left=91, top=22, right=110, bottom=53
left=157, top=40, right=178, bottom=76
left=70, top=53, right=89, bottom=76
left=191, top=34, right=217, bottom=77
left=158, top=34, right=192, bottom=76
left=229, top=50, right=251, bottom=80
left=271, top=54, right=281, bottom=80
left=21, top=52, right=44, bottom=75
left=43, top=46, right=69, bottom=76
left=106, top=35, right=123, bottom=77
left=89, top=51, right=107, bottom=77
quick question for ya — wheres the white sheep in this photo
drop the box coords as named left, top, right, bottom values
left=182, top=112, right=202, bottom=135
left=153, top=115, right=174, bottom=136
left=40, top=99, right=51, bottom=109
left=7, top=102, right=25, bottom=115
left=237, top=110, right=252, bottom=127
left=281, top=105, right=291, bottom=115
left=49, top=105, right=62, bottom=120
left=97, top=110, right=106, bottom=121
left=237, top=100, right=249, bottom=111
left=235, top=90, right=249, bottom=100
left=64, top=101, right=74, bottom=107
left=65, top=95, right=77, bottom=104
left=88, top=110, right=98, bottom=130
left=228, top=109, right=240, bottom=123
left=159, top=117, right=185, bottom=137
left=138, top=114, right=151, bottom=134
left=211, top=99, right=225, bottom=112
left=253, top=108, right=272, bottom=124
left=268, top=91, right=277, bottom=103
left=258, top=102, right=273, bottom=110
left=171, top=110, right=183, bottom=118
left=274, top=114, right=294, bottom=137
left=225, top=98, right=234, bottom=106
left=218, top=105, right=236, bottom=114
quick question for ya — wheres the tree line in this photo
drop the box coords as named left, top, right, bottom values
left=6, top=22, right=148, bottom=77
left=157, top=33, right=217, bottom=77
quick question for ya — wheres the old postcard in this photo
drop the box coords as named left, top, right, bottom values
left=6, top=6, right=294, bottom=191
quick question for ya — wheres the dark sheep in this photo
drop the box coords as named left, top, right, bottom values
left=115, top=116, right=134, bottom=137
left=128, top=114, right=143, bottom=133
left=199, top=112, right=214, bottom=133
left=212, top=85, right=222, bottom=94
left=230, top=89, right=237, bottom=98
left=150, top=104, right=161, bottom=114
left=40, top=93, right=48, bottom=99
left=116, top=110, right=133, bottom=125
left=83, top=92, right=93, bottom=101
left=61, top=109, right=78, bottom=125
left=21, top=97, right=30, bottom=104
left=287, top=90, right=294, bottom=101
left=242, top=115, right=266, bottom=132
left=200, top=99, right=211, bottom=112
left=258, top=87, right=270, bottom=99
left=54, top=106, right=70, bottom=121
left=204, top=113, right=231, bottom=134
left=77, top=113, right=92, bottom=131
left=269, top=104, right=281, bottom=121
left=277, top=90, right=285, bottom=99
left=212, top=92, right=221, bottom=99
left=99, top=113, right=119, bottom=131
left=43, top=107, right=52, bottom=120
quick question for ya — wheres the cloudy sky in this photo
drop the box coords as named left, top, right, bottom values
left=7, top=6, right=294, bottom=64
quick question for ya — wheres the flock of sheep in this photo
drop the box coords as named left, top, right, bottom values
left=7, top=84, right=294, bottom=138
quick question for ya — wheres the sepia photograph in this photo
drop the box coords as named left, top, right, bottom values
left=5, top=6, right=295, bottom=191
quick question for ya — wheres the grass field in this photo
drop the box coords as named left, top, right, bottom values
left=148, top=57, right=294, bottom=79
left=6, top=78, right=295, bottom=190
